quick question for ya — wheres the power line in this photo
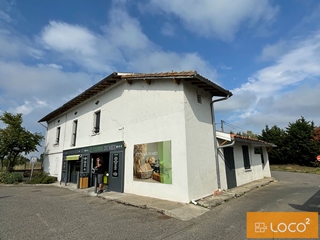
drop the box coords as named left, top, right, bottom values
left=219, top=120, right=256, bottom=134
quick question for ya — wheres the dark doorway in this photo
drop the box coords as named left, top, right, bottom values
left=223, top=147, right=237, bottom=189
left=68, top=160, right=81, bottom=183
left=90, top=153, right=110, bottom=187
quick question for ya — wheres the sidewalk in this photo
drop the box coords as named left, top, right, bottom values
left=51, top=177, right=275, bottom=221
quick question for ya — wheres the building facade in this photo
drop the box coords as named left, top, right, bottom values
left=216, top=131, right=275, bottom=190
left=39, top=71, right=232, bottom=203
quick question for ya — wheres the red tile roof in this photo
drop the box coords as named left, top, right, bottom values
left=230, top=134, right=276, bottom=147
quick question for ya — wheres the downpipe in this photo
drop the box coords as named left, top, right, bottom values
left=211, top=95, right=231, bottom=189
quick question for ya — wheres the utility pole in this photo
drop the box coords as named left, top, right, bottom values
left=221, top=120, right=224, bottom=132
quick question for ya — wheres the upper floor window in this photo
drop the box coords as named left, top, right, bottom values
left=94, top=110, right=101, bottom=134
left=242, top=145, right=251, bottom=169
left=55, top=127, right=61, bottom=144
left=71, top=120, right=78, bottom=146
left=197, top=94, right=202, bottom=104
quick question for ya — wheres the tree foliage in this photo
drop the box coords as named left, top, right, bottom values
left=0, top=112, right=44, bottom=171
left=259, top=117, right=320, bottom=166
left=259, top=125, right=287, bottom=164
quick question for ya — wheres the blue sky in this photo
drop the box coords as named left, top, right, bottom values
left=1, top=0, right=320, bottom=157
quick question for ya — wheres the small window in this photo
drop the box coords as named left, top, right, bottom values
left=197, top=94, right=202, bottom=104
left=242, top=145, right=251, bottom=169
left=94, top=111, right=101, bottom=134
left=71, top=120, right=78, bottom=146
left=55, top=127, right=61, bottom=144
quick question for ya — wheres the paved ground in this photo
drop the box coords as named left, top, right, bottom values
left=50, top=176, right=275, bottom=221
left=1, top=171, right=319, bottom=239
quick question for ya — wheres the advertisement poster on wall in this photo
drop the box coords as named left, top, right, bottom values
left=133, top=140, right=172, bottom=184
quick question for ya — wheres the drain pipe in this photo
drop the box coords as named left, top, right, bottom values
left=211, top=95, right=231, bottom=189
left=219, top=139, right=236, bottom=148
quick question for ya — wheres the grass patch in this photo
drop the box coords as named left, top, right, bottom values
left=270, top=164, right=320, bottom=175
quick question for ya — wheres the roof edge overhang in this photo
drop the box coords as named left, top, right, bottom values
left=39, top=71, right=233, bottom=123
left=232, top=137, right=277, bottom=147
left=38, top=72, right=120, bottom=122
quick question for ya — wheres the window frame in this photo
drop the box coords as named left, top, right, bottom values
left=242, top=145, right=251, bottom=170
left=71, top=120, right=78, bottom=146
left=93, top=110, right=101, bottom=134
left=55, top=126, right=61, bottom=144
left=197, top=94, right=202, bottom=104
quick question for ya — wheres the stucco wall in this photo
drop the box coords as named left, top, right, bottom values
left=183, top=83, right=217, bottom=201
left=233, top=143, right=267, bottom=187
left=44, top=79, right=193, bottom=202
left=43, top=153, right=62, bottom=178
left=262, top=147, right=271, bottom=177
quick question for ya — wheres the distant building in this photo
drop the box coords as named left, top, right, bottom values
left=39, top=71, right=237, bottom=203
left=216, top=131, right=276, bottom=189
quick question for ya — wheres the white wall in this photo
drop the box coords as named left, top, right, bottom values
left=183, top=83, right=218, bottom=201
left=217, top=146, right=228, bottom=190
left=233, top=143, right=268, bottom=187
left=118, top=80, right=190, bottom=202
left=262, top=147, right=271, bottom=177
left=44, top=79, right=193, bottom=202
left=43, top=153, right=62, bottom=179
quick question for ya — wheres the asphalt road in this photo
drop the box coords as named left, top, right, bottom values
left=0, top=171, right=319, bottom=240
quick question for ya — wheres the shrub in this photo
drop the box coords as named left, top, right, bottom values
left=25, top=172, right=56, bottom=184
left=0, top=171, right=23, bottom=184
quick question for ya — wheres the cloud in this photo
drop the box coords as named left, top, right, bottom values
left=144, top=0, right=279, bottom=41
left=243, top=32, right=320, bottom=98
left=0, top=4, right=219, bottom=127
left=258, top=40, right=288, bottom=62
left=220, top=65, right=232, bottom=70
left=15, top=98, right=48, bottom=116
left=0, top=10, right=11, bottom=22
left=216, top=32, right=320, bottom=131
left=161, top=22, right=175, bottom=36
left=37, top=8, right=217, bottom=80
left=41, top=21, right=97, bottom=56
left=0, top=28, right=43, bottom=60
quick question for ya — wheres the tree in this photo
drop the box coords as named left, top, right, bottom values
left=0, top=112, right=44, bottom=171
left=285, top=117, right=319, bottom=166
left=313, top=126, right=320, bottom=148
left=259, top=125, right=287, bottom=164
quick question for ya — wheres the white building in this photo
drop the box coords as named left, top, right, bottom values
left=216, top=131, right=275, bottom=190
left=39, top=71, right=235, bottom=203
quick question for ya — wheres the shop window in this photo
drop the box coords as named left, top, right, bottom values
left=71, top=120, right=78, bottom=146
left=242, top=145, right=251, bottom=169
left=93, top=110, right=100, bottom=134
left=55, top=127, right=61, bottom=144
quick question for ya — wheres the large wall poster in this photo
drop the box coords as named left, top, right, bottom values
left=133, top=141, right=172, bottom=184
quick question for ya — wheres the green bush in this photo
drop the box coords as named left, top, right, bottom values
left=0, top=171, right=23, bottom=184
left=25, top=172, right=56, bottom=184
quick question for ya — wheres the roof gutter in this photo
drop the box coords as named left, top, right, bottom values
left=218, top=139, right=236, bottom=148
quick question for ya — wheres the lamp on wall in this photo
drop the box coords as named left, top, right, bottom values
left=95, top=100, right=99, bottom=105
left=74, top=111, right=77, bottom=115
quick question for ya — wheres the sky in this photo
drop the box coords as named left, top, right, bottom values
left=1, top=0, right=320, bottom=157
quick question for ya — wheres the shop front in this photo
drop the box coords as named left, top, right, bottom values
left=61, top=141, right=125, bottom=193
